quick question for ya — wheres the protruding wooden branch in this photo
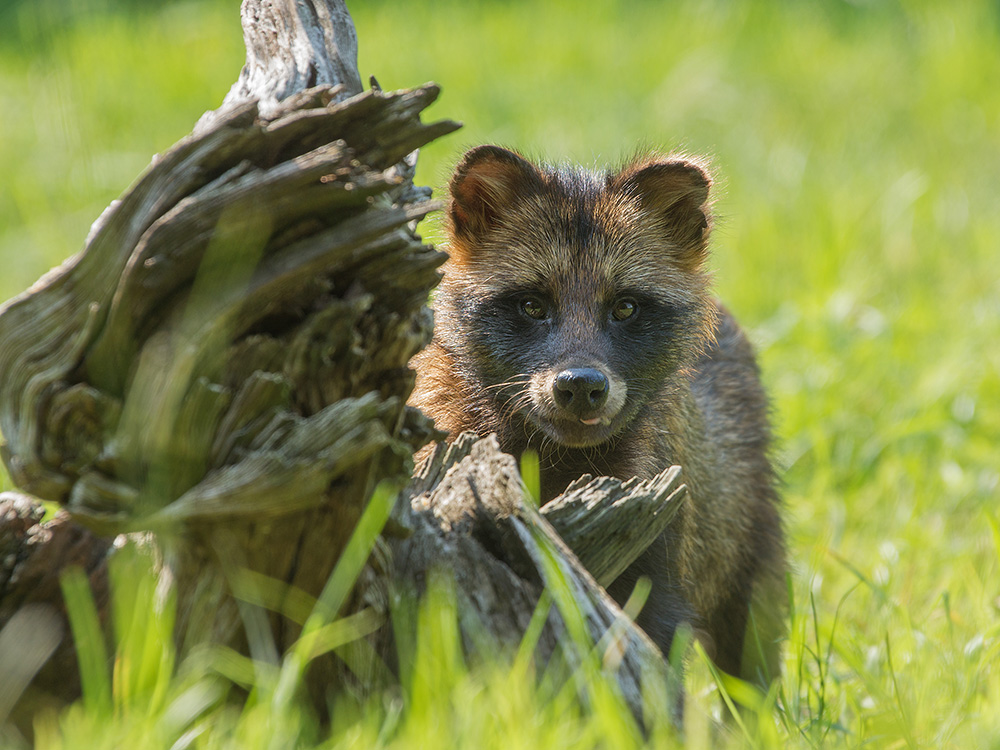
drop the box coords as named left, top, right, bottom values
left=541, top=467, right=686, bottom=586
left=199, top=0, right=363, bottom=131
left=394, top=436, right=682, bottom=723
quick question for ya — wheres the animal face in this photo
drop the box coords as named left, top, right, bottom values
left=435, top=146, right=717, bottom=450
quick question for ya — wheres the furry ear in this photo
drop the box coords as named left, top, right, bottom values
left=611, top=158, right=713, bottom=268
left=448, top=145, right=544, bottom=240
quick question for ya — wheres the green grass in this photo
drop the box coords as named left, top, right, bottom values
left=2, top=0, right=999, bottom=747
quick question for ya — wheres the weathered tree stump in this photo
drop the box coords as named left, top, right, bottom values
left=0, top=0, right=687, bottom=730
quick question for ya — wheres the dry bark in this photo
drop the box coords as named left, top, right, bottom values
left=393, top=433, right=684, bottom=720
left=0, top=0, right=686, bottom=730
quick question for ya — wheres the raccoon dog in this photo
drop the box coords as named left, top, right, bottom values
left=410, top=145, right=786, bottom=685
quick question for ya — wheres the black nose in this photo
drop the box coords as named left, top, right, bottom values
left=553, top=368, right=609, bottom=415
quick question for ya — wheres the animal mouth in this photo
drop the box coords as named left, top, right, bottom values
left=508, top=367, right=628, bottom=448
left=530, top=410, right=620, bottom=448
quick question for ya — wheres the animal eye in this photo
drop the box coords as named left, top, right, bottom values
left=611, top=298, right=638, bottom=321
left=519, top=295, right=549, bottom=320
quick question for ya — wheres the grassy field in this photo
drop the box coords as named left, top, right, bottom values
left=1, top=0, right=999, bottom=747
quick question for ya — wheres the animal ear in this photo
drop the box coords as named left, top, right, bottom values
left=611, top=158, right=713, bottom=268
left=448, top=145, right=544, bottom=240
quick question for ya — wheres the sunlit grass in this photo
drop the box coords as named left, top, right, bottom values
left=2, top=0, right=998, bottom=747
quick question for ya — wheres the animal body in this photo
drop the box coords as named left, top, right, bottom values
left=410, top=145, right=786, bottom=685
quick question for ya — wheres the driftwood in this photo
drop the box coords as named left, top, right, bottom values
left=395, top=433, right=685, bottom=718
left=0, top=0, right=687, bottom=730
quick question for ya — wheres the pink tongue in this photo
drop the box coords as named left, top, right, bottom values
left=580, top=417, right=602, bottom=426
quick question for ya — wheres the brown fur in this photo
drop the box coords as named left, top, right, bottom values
left=410, top=145, right=786, bottom=685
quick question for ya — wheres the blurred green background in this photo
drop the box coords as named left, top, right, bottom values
left=1, top=0, right=998, bottom=746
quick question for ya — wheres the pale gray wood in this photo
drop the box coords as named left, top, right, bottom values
left=395, top=435, right=682, bottom=724
left=541, top=467, right=686, bottom=586
left=199, top=0, right=363, bottom=132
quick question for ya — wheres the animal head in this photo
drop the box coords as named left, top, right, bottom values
left=435, top=145, right=717, bottom=449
